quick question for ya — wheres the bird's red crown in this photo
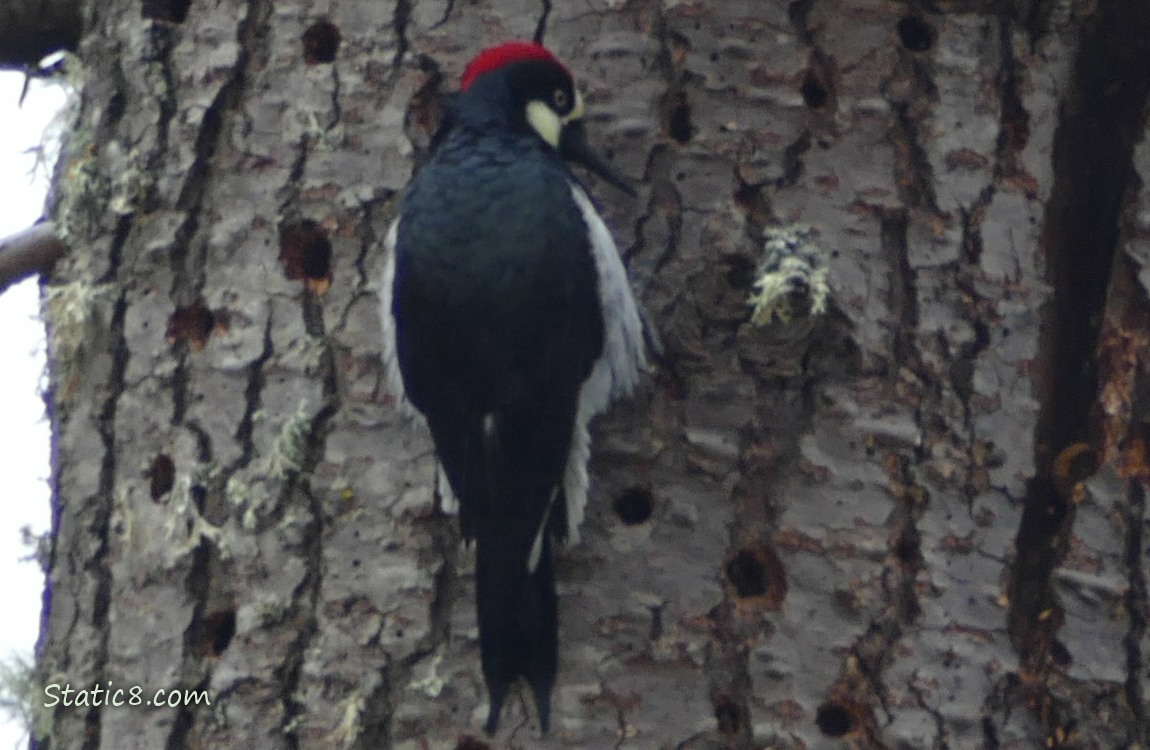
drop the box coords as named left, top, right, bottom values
left=460, top=41, right=569, bottom=90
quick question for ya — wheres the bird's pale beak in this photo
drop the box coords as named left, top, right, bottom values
left=559, top=120, right=636, bottom=197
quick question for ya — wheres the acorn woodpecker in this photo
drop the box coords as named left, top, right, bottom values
left=379, top=42, right=646, bottom=733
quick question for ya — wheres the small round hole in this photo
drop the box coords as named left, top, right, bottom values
left=302, top=238, right=331, bottom=279
left=166, top=302, right=216, bottom=352
left=713, top=695, right=743, bottom=734
left=726, top=549, right=768, bottom=598
left=893, top=530, right=921, bottom=564
left=203, top=608, right=237, bottom=657
left=278, top=220, right=334, bottom=294
left=150, top=454, right=175, bottom=501
left=142, top=0, right=191, bottom=23
left=897, top=16, right=935, bottom=52
left=664, top=92, right=694, bottom=144
left=613, top=486, right=654, bottom=525
left=302, top=20, right=341, bottom=64
left=724, top=254, right=757, bottom=290
left=801, top=71, right=829, bottom=109
left=815, top=701, right=854, bottom=737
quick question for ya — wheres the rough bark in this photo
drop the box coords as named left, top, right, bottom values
left=0, top=0, right=80, bottom=69
left=37, top=0, right=1150, bottom=749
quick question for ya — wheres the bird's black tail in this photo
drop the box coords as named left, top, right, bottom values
left=476, top=522, right=558, bottom=734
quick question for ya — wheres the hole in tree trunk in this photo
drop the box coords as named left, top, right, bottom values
left=893, top=528, right=921, bottom=565
left=202, top=609, right=237, bottom=657
left=662, top=91, right=694, bottom=144
left=725, top=543, right=788, bottom=608
left=613, top=486, right=654, bottom=525
left=726, top=549, right=767, bottom=597
left=302, top=20, right=341, bottom=64
left=801, top=69, right=829, bottom=109
left=896, top=16, right=935, bottom=52
left=815, top=701, right=854, bottom=737
left=713, top=694, right=744, bottom=734
left=278, top=220, right=334, bottom=295
left=142, top=0, right=191, bottom=23
left=166, top=302, right=218, bottom=352
left=149, top=454, right=175, bottom=501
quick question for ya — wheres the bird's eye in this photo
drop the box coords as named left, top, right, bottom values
left=552, top=88, right=570, bottom=112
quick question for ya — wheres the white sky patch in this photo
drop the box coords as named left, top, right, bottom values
left=0, top=71, right=69, bottom=749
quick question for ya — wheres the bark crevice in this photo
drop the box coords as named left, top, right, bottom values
left=82, top=291, right=129, bottom=750
left=1009, top=0, right=1150, bottom=740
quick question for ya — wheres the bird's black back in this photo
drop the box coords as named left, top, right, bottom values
left=393, top=121, right=604, bottom=527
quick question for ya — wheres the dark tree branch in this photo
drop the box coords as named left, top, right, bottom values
left=0, top=223, right=67, bottom=294
left=0, top=0, right=80, bottom=70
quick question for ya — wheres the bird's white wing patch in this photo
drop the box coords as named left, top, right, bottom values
left=436, top=462, right=458, bottom=515
left=380, top=217, right=458, bottom=514
left=380, top=218, right=419, bottom=421
left=528, top=486, right=559, bottom=573
left=562, top=185, right=647, bottom=542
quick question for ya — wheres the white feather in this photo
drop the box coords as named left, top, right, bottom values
left=528, top=487, right=559, bottom=573
left=380, top=219, right=415, bottom=419
left=560, top=184, right=647, bottom=543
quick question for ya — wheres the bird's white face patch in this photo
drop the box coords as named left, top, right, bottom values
left=525, top=90, right=585, bottom=149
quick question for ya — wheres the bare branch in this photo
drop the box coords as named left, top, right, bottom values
left=0, top=0, right=80, bottom=70
left=0, top=223, right=67, bottom=294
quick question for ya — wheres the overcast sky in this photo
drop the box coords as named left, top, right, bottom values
left=0, top=71, right=68, bottom=749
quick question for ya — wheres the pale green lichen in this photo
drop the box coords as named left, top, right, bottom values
left=250, top=592, right=291, bottom=627
left=0, top=652, right=36, bottom=742
left=269, top=400, right=314, bottom=479
left=108, top=151, right=156, bottom=215
left=54, top=133, right=107, bottom=245
left=225, top=474, right=251, bottom=508
left=281, top=713, right=303, bottom=734
left=241, top=499, right=262, bottom=532
left=303, top=110, right=346, bottom=151
left=226, top=474, right=272, bottom=532
left=277, top=335, right=328, bottom=374
left=110, top=485, right=133, bottom=545
left=330, top=691, right=365, bottom=748
left=162, top=475, right=223, bottom=561
left=227, top=401, right=318, bottom=531
left=20, top=526, right=51, bottom=575
left=40, top=54, right=114, bottom=249
left=26, top=56, right=79, bottom=186
left=747, top=225, right=830, bottom=326
left=44, top=279, right=116, bottom=396
left=407, top=649, right=448, bottom=698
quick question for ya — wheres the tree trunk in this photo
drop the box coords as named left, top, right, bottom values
left=36, top=1, right=1150, bottom=748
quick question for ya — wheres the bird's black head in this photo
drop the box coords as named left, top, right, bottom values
left=458, top=41, right=634, bottom=195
